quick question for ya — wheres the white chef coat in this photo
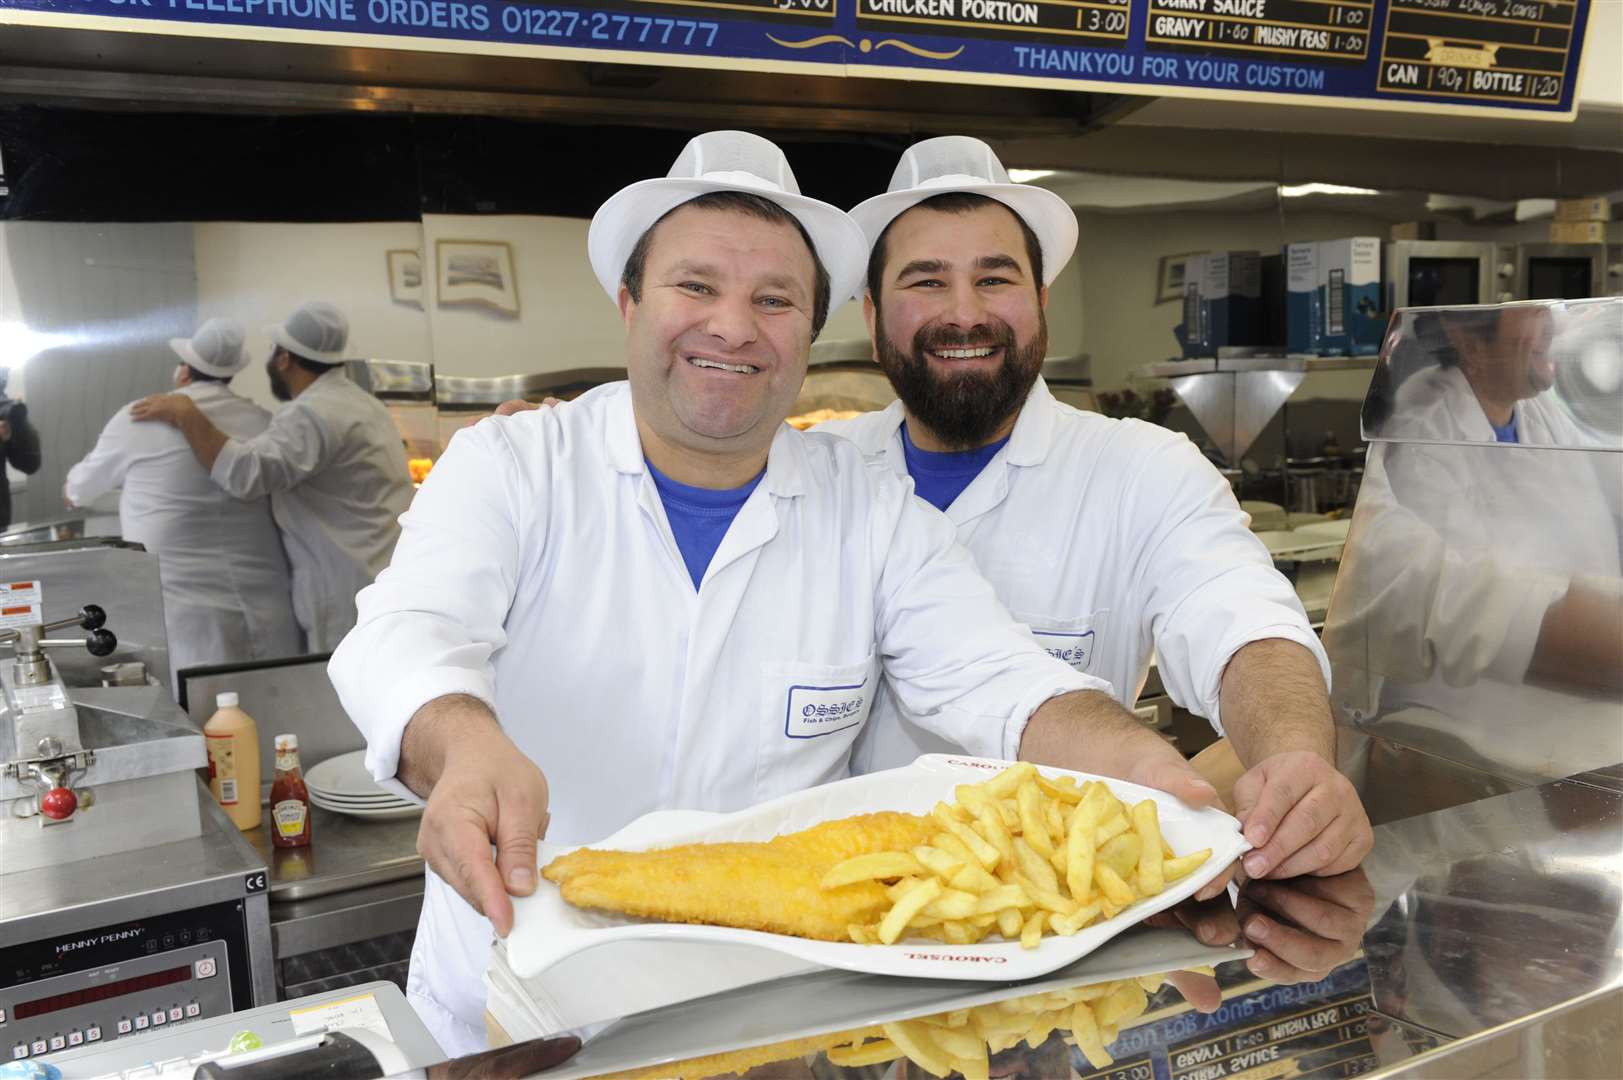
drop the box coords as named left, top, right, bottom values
left=816, top=377, right=1328, bottom=774
left=64, top=382, right=302, bottom=685
left=211, top=368, right=412, bottom=653
left=1323, top=366, right=1623, bottom=780
left=328, top=380, right=1102, bottom=1056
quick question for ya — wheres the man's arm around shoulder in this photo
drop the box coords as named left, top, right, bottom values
left=129, top=393, right=230, bottom=471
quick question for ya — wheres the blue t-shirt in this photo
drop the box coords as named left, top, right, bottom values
left=647, top=459, right=764, bottom=589
left=1490, top=413, right=1519, bottom=444
left=900, top=422, right=1012, bottom=512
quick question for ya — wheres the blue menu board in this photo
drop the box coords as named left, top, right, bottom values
left=0, top=0, right=1592, bottom=116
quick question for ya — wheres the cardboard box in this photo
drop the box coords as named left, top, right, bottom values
left=1260, top=252, right=1287, bottom=349
left=1553, top=197, right=1612, bottom=223
left=1285, top=241, right=1320, bottom=354
left=1390, top=221, right=1437, bottom=241
left=1182, top=251, right=1262, bottom=357
left=1318, top=238, right=1383, bottom=356
left=1550, top=220, right=1607, bottom=244
left=1212, top=251, right=1262, bottom=352
left=1179, top=255, right=1206, bottom=359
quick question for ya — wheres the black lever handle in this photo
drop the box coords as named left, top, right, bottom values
left=42, top=604, right=107, bottom=634
left=85, top=629, right=118, bottom=657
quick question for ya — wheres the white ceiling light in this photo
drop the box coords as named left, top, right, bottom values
left=1008, top=169, right=1056, bottom=183
left=1278, top=182, right=1382, bottom=197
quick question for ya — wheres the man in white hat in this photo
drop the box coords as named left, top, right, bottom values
left=132, top=301, right=413, bottom=652
left=66, top=318, right=302, bottom=686
left=324, top=130, right=1222, bottom=1055
left=820, top=138, right=1372, bottom=936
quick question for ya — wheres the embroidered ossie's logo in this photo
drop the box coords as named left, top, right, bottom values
left=785, top=678, right=871, bottom=738
left=1034, top=629, right=1096, bottom=671
left=802, top=699, right=864, bottom=720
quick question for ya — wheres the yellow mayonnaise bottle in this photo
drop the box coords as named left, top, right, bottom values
left=204, top=691, right=262, bottom=831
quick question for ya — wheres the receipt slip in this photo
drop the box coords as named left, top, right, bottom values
left=288, top=992, right=393, bottom=1042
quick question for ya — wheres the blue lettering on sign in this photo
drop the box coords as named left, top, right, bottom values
left=785, top=680, right=869, bottom=739
left=801, top=699, right=865, bottom=719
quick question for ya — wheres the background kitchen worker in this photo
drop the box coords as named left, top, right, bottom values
left=65, top=317, right=301, bottom=686
left=0, top=366, right=42, bottom=531
left=817, top=137, right=1372, bottom=891
left=131, top=301, right=413, bottom=652
left=327, top=131, right=1221, bottom=1057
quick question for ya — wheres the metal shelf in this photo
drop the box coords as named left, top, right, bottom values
left=1138, top=354, right=1377, bottom=379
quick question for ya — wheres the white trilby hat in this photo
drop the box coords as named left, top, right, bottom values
left=268, top=301, right=349, bottom=366
left=587, top=130, right=868, bottom=316
left=850, top=136, right=1079, bottom=292
left=169, top=317, right=248, bottom=379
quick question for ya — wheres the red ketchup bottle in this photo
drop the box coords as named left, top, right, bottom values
left=269, top=734, right=313, bottom=848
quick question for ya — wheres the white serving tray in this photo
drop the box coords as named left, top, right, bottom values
left=506, top=755, right=1248, bottom=986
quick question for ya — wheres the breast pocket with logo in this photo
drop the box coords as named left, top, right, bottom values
left=1014, top=609, right=1108, bottom=674
left=756, top=650, right=877, bottom=802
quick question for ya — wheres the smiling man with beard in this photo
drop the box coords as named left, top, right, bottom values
left=817, top=138, right=1372, bottom=917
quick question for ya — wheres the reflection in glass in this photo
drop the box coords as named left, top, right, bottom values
left=1362, top=298, right=1622, bottom=450
left=1327, top=298, right=1623, bottom=792
left=589, top=969, right=1189, bottom=1080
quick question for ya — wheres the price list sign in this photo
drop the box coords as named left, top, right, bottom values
left=611, top=0, right=835, bottom=23
left=1377, top=0, right=1575, bottom=104
left=0, top=0, right=1593, bottom=115
left=857, top=0, right=1132, bottom=45
left=1144, top=0, right=1374, bottom=63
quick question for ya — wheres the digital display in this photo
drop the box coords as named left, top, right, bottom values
left=1408, top=257, right=1481, bottom=307
left=1527, top=256, right=1594, bottom=299
left=13, top=966, right=190, bottom=1021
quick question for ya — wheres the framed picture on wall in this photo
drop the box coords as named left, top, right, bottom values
left=1155, top=253, right=1199, bottom=305
left=436, top=239, right=519, bottom=316
left=387, top=249, right=423, bottom=308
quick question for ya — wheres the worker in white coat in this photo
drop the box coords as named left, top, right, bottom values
left=64, top=318, right=302, bottom=686
left=815, top=138, right=1372, bottom=923
left=131, top=302, right=413, bottom=652
left=1325, top=301, right=1623, bottom=784
left=325, top=131, right=1222, bottom=1057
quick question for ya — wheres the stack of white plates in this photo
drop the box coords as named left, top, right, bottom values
left=305, top=750, right=422, bottom=821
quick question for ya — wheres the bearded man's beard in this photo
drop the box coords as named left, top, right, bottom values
left=875, top=313, right=1046, bottom=449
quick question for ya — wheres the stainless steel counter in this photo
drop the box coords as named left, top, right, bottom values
left=243, top=804, right=422, bottom=902
left=240, top=805, right=426, bottom=1000
left=1360, top=774, right=1622, bottom=1040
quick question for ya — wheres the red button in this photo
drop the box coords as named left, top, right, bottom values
left=40, top=787, right=76, bottom=820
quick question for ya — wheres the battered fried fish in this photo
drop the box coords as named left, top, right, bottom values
left=541, top=811, right=936, bottom=942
